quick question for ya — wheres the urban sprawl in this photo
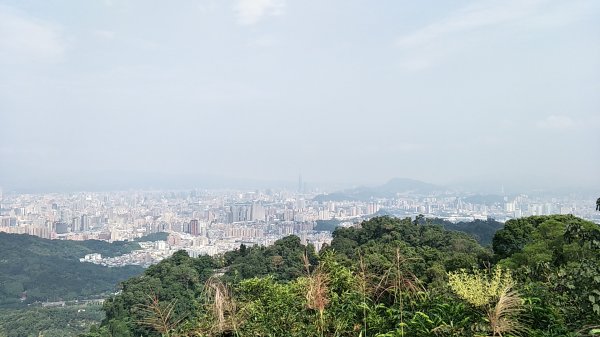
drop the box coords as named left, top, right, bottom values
left=1, top=188, right=597, bottom=268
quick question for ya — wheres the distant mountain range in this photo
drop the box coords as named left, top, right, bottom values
left=313, top=178, right=444, bottom=202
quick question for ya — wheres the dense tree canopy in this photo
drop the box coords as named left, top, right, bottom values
left=326, top=216, right=492, bottom=285
left=494, top=215, right=600, bottom=326
left=78, top=215, right=600, bottom=336
left=223, top=235, right=318, bottom=282
left=436, top=218, right=504, bottom=246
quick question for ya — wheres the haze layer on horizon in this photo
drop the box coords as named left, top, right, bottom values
left=1, top=0, right=599, bottom=192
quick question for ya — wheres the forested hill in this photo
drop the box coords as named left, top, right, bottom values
left=316, top=217, right=504, bottom=246
left=433, top=217, right=504, bottom=246
left=0, top=233, right=143, bottom=306
left=85, top=215, right=600, bottom=337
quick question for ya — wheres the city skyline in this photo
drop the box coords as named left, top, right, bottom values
left=2, top=186, right=598, bottom=266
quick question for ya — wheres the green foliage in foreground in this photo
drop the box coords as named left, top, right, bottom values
left=494, top=215, right=600, bottom=327
left=0, top=305, right=104, bottom=337
left=0, top=233, right=143, bottom=306
left=84, top=215, right=599, bottom=337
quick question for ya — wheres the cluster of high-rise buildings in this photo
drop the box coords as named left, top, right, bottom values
left=0, top=187, right=597, bottom=267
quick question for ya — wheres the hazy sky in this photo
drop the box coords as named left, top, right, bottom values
left=1, top=0, right=599, bottom=191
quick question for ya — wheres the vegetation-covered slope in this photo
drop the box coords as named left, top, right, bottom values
left=437, top=218, right=504, bottom=246
left=314, top=217, right=503, bottom=247
left=0, top=305, right=104, bottom=337
left=85, top=215, right=599, bottom=337
left=222, top=235, right=318, bottom=282
left=0, top=233, right=143, bottom=306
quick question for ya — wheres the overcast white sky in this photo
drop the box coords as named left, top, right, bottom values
left=1, top=0, right=599, bottom=191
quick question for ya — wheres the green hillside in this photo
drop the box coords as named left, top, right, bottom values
left=83, top=215, right=600, bottom=337
left=0, top=233, right=143, bottom=306
left=314, top=217, right=503, bottom=247
left=0, top=305, right=104, bottom=337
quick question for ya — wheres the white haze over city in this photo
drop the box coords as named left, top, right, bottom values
left=0, top=0, right=599, bottom=192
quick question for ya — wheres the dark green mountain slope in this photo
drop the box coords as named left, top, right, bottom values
left=0, top=305, right=104, bottom=337
left=0, top=233, right=143, bottom=306
left=430, top=218, right=504, bottom=246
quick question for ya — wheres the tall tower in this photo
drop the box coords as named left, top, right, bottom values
left=298, top=174, right=303, bottom=194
